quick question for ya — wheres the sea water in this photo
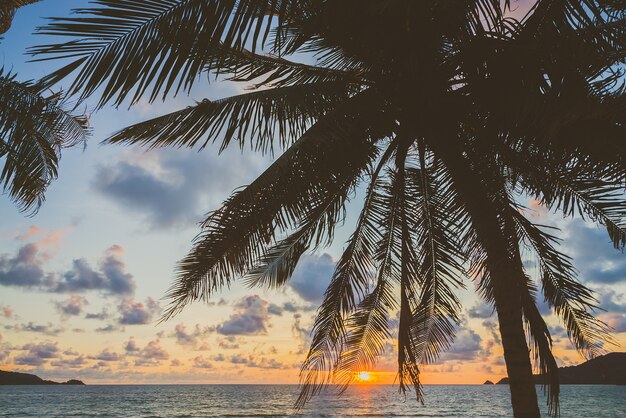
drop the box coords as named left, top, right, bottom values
left=1, top=384, right=624, bottom=417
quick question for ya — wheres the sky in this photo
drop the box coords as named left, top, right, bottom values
left=0, top=0, right=625, bottom=389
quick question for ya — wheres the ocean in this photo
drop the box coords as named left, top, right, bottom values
left=1, top=384, right=625, bottom=417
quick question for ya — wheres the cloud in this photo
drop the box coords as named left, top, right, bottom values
left=548, top=325, right=569, bottom=342
left=142, top=340, right=169, bottom=359
left=597, top=289, right=626, bottom=313
left=207, top=298, right=228, bottom=307
left=90, top=349, right=122, bottom=362
left=230, top=354, right=248, bottom=364
left=288, top=253, right=335, bottom=303
left=50, top=246, right=136, bottom=296
left=535, top=296, right=552, bottom=316
left=282, top=301, right=316, bottom=313
left=50, top=356, right=88, bottom=369
left=217, top=295, right=273, bottom=336
left=193, top=356, right=213, bottom=369
left=248, top=357, right=286, bottom=369
left=55, top=295, right=88, bottom=318
left=218, top=336, right=239, bottom=350
left=226, top=353, right=286, bottom=369
left=0, top=226, right=76, bottom=289
left=0, top=244, right=137, bottom=297
left=118, top=297, right=161, bottom=325
left=126, top=339, right=169, bottom=366
left=267, top=303, right=283, bottom=316
left=292, top=313, right=312, bottom=354
left=95, top=324, right=123, bottom=333
left=1, top=305, right=13, bottom=319
left=15, top=341, right=60, bottom=366
left=85, top=308, right=111, bottom=320
left=600, top=313, right=626, bottom=332
left=171, top=323, right=214, bottom=347
left=173, top=323, right=197, bottom=346
left=21, top=341, right=59, bottom=358
left=482, top=319, right=501, bottom=344
left=467, top=302, right=494, bottom=319
left=438, top=328, right=483, bottom=362
left=124, top=337, right=140, bottom=353
left=92, top=148, right=269, bottom=228
left=565, top=220, right=626, bottom=284
left=14, top=225, right=44, bottom=241
left=264, top=301, right=316, bottom=317
left=0, top=243, right=45, bottom=287
left=13, top=322, right=63, bottom=336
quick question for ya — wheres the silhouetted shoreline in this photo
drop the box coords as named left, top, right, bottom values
left=0, top=370, right=84, bottom=385
left=497, top=352, right=626, bottom=385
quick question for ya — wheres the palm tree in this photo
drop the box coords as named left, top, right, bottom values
left=31, top=1, right=625, bottom=416
left=1, top=0, right=88, bottom=213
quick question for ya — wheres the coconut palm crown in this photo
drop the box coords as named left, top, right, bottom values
left=30, top=1, right=625, bottom=417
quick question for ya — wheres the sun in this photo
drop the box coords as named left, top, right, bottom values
left=356, top=371, right=372, bottom=382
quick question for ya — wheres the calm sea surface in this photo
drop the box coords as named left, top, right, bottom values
left=1, top=384, right=624, bottom=417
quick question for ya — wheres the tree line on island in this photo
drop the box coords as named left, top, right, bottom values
left=0, top=370, right=84, bottom=386
left=485, top=352, right=626, bottom=385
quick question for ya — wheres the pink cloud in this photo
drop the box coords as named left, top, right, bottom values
left=1, top=306, right=13, bottom=319
left=15, top=225, right=44, bottom=241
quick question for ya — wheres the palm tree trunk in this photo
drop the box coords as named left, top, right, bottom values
left=491, top=262, right=541, bottom=418
left=432, top=141, right=540, bottom=417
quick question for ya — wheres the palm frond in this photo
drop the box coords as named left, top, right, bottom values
left=406, top=151, right=464, bottom=366
left=0, top=0, right=40, bottom=36
left=106, top=81, right=356, bottom=153
left=520, top=277, right=560, bottom=417
left=333, top=277, right=395, bottom=390
left=510, top=209, right=610, bottom=357
left=515, top=155, right=626, bottom=250
left=202, top=44, right=367, bottom=89
left=0, top=70, right=88, bottom=213
left=162, top=111, right=380, bottom=321
left=29, top=0, right=296, bottom=107
left=296, top=144, right=396, bottom=408
left=395, top=145, right=422, bottom=400
left=242, top=151, right=361, bottom=290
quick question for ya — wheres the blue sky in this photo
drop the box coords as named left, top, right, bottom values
left=0, top=1, right=624, bottom=385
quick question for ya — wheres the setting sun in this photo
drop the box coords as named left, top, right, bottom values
left=356, top=371, right=372, bottom=382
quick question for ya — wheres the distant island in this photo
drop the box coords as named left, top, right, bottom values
left=0, top=370, right=85, bottom=385
left=497, top=352, right=626, bottom=385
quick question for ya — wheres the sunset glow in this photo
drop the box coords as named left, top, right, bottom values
left=357, top=371, right=372, bottom=382
left=0, top=0, right=624, bottom=398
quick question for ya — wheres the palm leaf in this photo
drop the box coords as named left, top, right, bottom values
left=512, top=151, right=626, bottom=249
left=510, top=209, right=610, bottom=357
left=106, top=81, right=356, bottom=153
left=162, top=108, right=380, bottom=320
left=29, top=0, right=297, bottom=107
left=406, top=151, right=464, bottom=365
left=0, top=70, right=88, bottom=213
left=296, top=145, right=396, bottom=407
left=0, top=0, right=40, bottom=36
left=396, top=155, right=422, bottom=400
left=243, top=145, right=369, bottom=290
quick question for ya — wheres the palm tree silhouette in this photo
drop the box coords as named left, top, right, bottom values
left=1, top=0, right=88, bottom=213
left=31, top=1, right=625, bottom=416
